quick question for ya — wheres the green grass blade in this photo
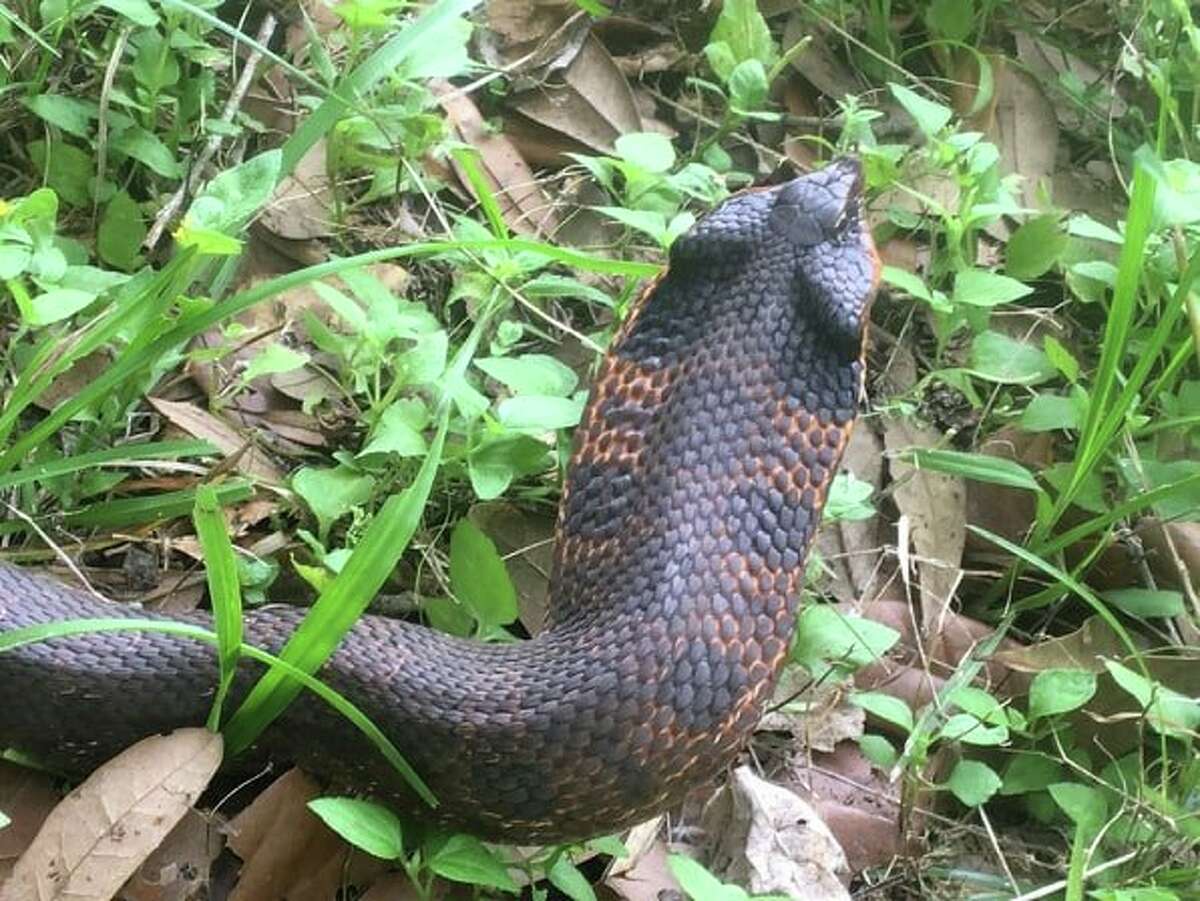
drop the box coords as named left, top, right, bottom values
left=0, top=440, right=216, bottom=491
left=221, top=412, right=451, bottom=760
left=192, top=486, right=243, bottom=731
left=0, top=617, right=433, bottom=805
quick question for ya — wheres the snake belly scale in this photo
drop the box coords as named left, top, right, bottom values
left=0, top=159, right=878, bottom=844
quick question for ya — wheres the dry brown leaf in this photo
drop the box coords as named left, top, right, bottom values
left=701, top=767, right=850, bottom=900
left=799, top=742, right=909, bottom=873
left=33, top=351, right=113, bottom=412
left=883, top=417, right=966, bottom=626
left=1, top=729, right=223, bottom=901
left=224, top=768, right=386, bottom=901
left=435, top=83, right=561, bottom=238
left=783, top=13, right=863, bottom=100
left=761, top=670, right=864, bottom=753
left=986, top=56, right=1059, bottom=209
left=147, top=397, right=285, bottom=485
left=1015, top=32, right=1127, bottom=130
left=259, top=141, right=335, bottom=241
left=0, top=763, right=60, bottom=885
left=509, top=34, right=642, bottom=157
left=604, top=838, right=675, bottom=901
left=117, top=809, right=223, bottom=901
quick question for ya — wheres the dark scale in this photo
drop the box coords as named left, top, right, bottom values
left=0, top=161, right=877, bottom=844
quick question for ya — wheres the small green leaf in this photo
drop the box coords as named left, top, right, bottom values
left=668, top=854, right=748, bottom=901
left=1005, top=215, right=1068, bottom=279
left=1048, top=782, right=1106, bottom=834
left=292, top=465, right=374, bottom=539
left=307, top=797, right=403, bottom=860
left=1028, top=669, right=1097, bottom=719
left=709, top=0, right=777, bottom=68
left=186, top=149, right=283, bottom=236
left=889, top=83, right=953, bottom=137
left=825, top=471, right=875, bottom=521
left=937, top=713, right=1009, bottom=746
left=946, top=759, right=1001, bottom=807
left=429, top=834, right=519, bottom=893
left=857, top=734, right=897, bottom=769
left=449, top=519, right=518, bottom=628
left=614, top=133, right=676, bottom=174
left=882, top=265, right=934, bottom=304
left=704, top=40, right=737, bottom=82
left=925, top=0, right=974, bottom=42
left=728, top=59, right=769, bottom=112
left=1043, top=335, right=1079, bottom=382
left=851, top=691, right=913, bottom=732
left=243, top=344, right=309, bottom=383
left=792, top=606, right=900, bottom=679
left=1101, top=588, right=1185, bottom=619
left=111, top=125, right=182, bottom=177
left=0, top=810, right=9, bottom=830
left=951, top=269, right=1034, bottom=307
left=548, top=855, right=597, bottom=901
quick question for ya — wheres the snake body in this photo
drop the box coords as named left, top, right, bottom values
left=0, top=160, right=877, bottom=843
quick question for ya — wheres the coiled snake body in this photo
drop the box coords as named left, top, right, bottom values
left=0, top=160, right=877, bottom=843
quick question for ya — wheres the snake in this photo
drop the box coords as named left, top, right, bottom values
left=0, top=158, right=878, bottom=845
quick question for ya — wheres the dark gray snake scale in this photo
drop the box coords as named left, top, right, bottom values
left=0, top=159, right=878, bottom=843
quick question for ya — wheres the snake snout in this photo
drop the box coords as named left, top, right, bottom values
left=768, top=158, right=864, bottom=246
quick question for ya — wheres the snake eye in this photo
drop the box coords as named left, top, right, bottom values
left=768, top=158, right=863, bottom=246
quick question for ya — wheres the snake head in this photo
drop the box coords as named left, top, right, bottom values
left=668, top=159, right=877, bottom=355
left=768, top=158, right=877, bottom=352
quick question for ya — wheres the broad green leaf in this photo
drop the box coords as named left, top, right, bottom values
left=186, top=149, right=283, bottom=236
left=359, top=402, right=427, bottom=459
left=475, top=354, right=578, bottom=397
left=792, top=606, right=900, bottom=679
left=23, top=94, right=94, bottom=138
left=970, top=331, right=1055, bottom=384
left=100, top=0, right=159, bottom=26
left=111, top=125, right=182, bottom=177
left=1101, top=588, right=1185, bottom=619
left=1104, top=660, right=1200, bottom=737
left=497, top=395, right=584, bottom=432
left=999, top=754, right=1062, bottom=795
left=704, top=40, right=737, bottom=82
left=28, top=139, right=93, bottom=206
left=889, top=83, right=953, bottom=137
left=449, top=519, right=518, bottom=628
left=1028, top=669, right=1096, bottom=719
left=882, top=265, right=934, bottom=304
left=946, top=759, right=1001, bottom=807
left=709, top=0, right=777, bottom=68
left=98, top=191, right=146, bottom=271
left=429, top=834, right=519, bottom=893
left=307, top=798, right=403, bottom=860
left=925, top=0, right=973, bottom=42
left=1005, top=215, right=1068, bottom=279
left=25, top=288, right=96, bottom=326
left=951, top=268, right=1034, bottom=307
left=1141, top=154, right=1200, bottom=227
left=1019, top=393, right=1081, bottom=432
left=468, top=434, right=551, bottom=500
